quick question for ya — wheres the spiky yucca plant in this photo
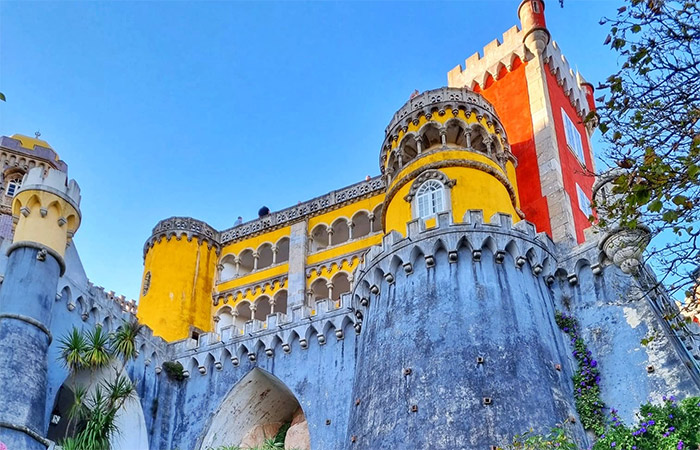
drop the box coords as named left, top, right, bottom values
left=56, top=319, right=142, bottom=450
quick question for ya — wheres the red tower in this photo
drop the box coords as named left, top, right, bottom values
left=448, top=0, right=597, bottom=244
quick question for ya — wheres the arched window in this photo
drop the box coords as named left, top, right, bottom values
left=416, top=180, right=445, bottom=219
left=5, top=177, right=22, bottom=197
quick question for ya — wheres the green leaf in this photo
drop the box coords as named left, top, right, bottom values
left=0, top=92, right=5, bottom=102
left=662, top=210, right=679, bottom=223
left=672, top=195, right=688, bottom=206
left=648, top=199, right=663, bottom=212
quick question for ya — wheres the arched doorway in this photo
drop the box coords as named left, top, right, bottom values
left=47, top=367, right=149, bottom=450
left=199, top=368, right=310, bottom=450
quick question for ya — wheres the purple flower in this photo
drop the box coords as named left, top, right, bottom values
left=669, top=426, right=675, bottom=432
left=677, top=441, right=683, bottom=450
left=590, top=360, right=598, bottom=367
left=611, top=443, right=616, bottom=448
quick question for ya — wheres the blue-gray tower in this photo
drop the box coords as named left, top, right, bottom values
left=0, top=168, right=81, bottom=449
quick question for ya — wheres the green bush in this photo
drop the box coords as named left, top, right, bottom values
left=593, top=396, right=700, bottom=450
left=163, top=361, right=186, bottom=381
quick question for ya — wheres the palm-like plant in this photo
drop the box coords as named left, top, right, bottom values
left=83, top=325, right=111, bottom=370
left=59, top=327, right=87, bottom=372
left=56, top=320, right=142, bottom=450
left=110, top=320, right=142, bottom=363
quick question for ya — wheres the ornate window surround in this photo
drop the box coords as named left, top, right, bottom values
left=404, top=170, right=456, bottom=219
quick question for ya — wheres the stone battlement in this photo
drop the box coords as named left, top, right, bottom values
left=447, top=25, right=593, bottom=120
left=165, top=292, right=355, bottom=377
left=17, top=167, right=81, bottom=211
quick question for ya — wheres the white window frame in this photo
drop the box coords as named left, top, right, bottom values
left=576, top=183, right=592, bottom=217
left=5, top=179, right=21, bottom=197
left=561, top=108, right=586, bottom=166
left=415, top=180, right=446, bottom=220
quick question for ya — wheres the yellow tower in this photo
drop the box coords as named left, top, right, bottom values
left=380, top=87, right=522, bottom=233
left=11, top=167, right=81, bottom=267
left=138, top=217, right=219, bottom=341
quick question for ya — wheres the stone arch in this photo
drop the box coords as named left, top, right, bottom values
left=371, top=204, right=383, bottom=233
left=276, top=236, right=290, bottom=263
left=220, top=254, right=237, bottom=281
left=273, top=289, right=288, bottom=314
left=468, top=123, right=491, bottom=154
left=444, top=118, right=467, bottom=147
left=420, top=122, right=442, bottom=150
left=198, top=368, right=310, bottom=450
left=331, top=272, right=351, bottom=301
left=59, top=285, right=71, bottom=305
left=351, top=210, right=371, bottom=239
left=310, top=277, right=329, bottom=302
left=238, top=248, right=255, bottom=275
left=310, top=223, right=329, bottom=252
left=47, top=366, right=148, bottom=450
left=257, top=242, right=274, bottom=270
left=399, top=134, right=419, bottom=166
left=235, top=301, right=253, bottom=327
left=330, top=217, right=350, bottom=246
left=215, top=306, right=235, bottom=334
left=254, top=295, right=271, bottom=321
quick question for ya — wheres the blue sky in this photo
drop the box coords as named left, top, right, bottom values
left=0, top=0, right=623, bottom=300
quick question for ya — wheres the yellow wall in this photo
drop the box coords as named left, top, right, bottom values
left=12, top=190, right=80, bottom=257
left=384, top=150, right=520, bottom=235
left=138, top=236, right=217, bottom=341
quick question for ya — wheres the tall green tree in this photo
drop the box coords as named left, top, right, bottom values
left=590, top=0, right=700, bottom=312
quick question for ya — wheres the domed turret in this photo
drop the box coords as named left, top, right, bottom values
left=380, top=87, right=523, bottom=234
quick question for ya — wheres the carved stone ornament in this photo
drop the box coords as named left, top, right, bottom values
left=404, top=170, right=457, bottom=202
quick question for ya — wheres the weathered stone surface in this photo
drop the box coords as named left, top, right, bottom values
left=285, top=419, right=310, bottom=450
left=240, top=422, right=283, bottom=448
left=291, top=407, right=306, bottom=426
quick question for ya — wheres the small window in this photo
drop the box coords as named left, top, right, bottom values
left=142, top=271, right=151, bottom=296
left=576, top=184, right=592, bottom=217
left=5, top=180, right=21, bottom=197
left=416, top=180, right=445, bottom=219
left=532, top=0, right=540, bottom=13
left=562, top=109, right=585, bottom=166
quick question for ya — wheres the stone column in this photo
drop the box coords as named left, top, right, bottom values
left=326, top=282, right=334, bottom=302
left=286, top=221, right=308, bottom=312
left=0, top=168, right=81, bottom=449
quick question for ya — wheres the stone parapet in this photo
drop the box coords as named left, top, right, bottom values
left=0, top=136, right=68, bottom=172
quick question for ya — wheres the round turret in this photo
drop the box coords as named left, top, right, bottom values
left=11, top=167, right=81, bottom=272
left=138, top=217, right=220, bottom=341
left=379, top=87, right=523, bottom=234
left=518, top=0, right=550, bottom=53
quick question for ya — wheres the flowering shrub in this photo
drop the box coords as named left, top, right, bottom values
left=555, top=311, right=606, bottom=434
left=593, top=396, right=700, bottom=450
left=0, top=441, right=6, bottom=450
